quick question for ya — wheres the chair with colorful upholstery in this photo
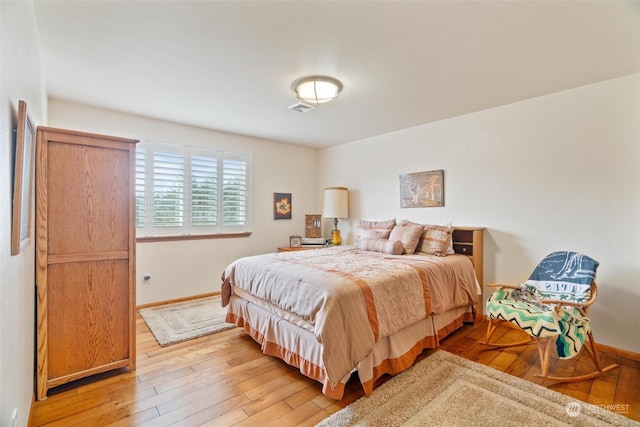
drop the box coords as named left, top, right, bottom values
left=481, top=251, right=618, bottom=382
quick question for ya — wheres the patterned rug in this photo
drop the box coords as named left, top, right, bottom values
left=139, top=296, right=235, bottom=346
left=318, top=350, right=636, bottom=426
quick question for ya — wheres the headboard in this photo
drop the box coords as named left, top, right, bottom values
left=452, top=227, right=485, bottom=319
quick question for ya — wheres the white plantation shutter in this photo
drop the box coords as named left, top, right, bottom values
left=135, top=149, right=146, bottom=228
left=153, top=145, right=185, bottom=227
left=222, top=154, right=248, bottom=226
left=136, top=142, right=251, bottom=236
left=190, top=151, right=217, bottom=227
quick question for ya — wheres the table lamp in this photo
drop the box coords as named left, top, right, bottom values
left=322, top=187, right=349, bottom=245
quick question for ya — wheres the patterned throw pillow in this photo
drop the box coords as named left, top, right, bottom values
left=399, top=220, right=455, bottom=256
left=359, top=238, right=404, bottom=255
left=416, top=225, right=453, bottom=256
left=354, top=219, right=396, bottom=245
left=389, top=223, right=424, bottom=255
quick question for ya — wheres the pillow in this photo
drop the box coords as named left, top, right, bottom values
left=359, top=238, right=404, bottom=255
left=389, top=223, right=424, bottom=254
left=441, top=222, right=455, bottom=255
left=399, top=220, right=455, bottom=255
left=445, top=238, right=455, bottom=255
left=416, top=225, right=453, bottom=256
left=398, top=220, right=421, bottom=228
left=354, top=219, right=396, bottom=245
left=361, top=229, right=391, bottom=240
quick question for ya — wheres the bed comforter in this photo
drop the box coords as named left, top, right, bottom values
left=221, top=246, right=478, bottom=390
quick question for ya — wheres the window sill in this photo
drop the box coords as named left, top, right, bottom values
left=136, top=231, right=252, bottom=243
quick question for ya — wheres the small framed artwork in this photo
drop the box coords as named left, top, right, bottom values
left=11, top=100, right=36, bottom=255
left=399, top=169, right=444, bottom=208
left=289, top=235, right=302, bottom=248
left=305, top=214, right=322, bottom=238
left=274, top=192, right=292, bottom=219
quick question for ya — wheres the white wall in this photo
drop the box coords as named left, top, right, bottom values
left=0, top=2, right=47, bottom=426
left=47, top=99, right=318, bottom=305
left=318, top=73, right=640, bottom=353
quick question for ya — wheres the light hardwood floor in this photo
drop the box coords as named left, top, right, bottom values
left=31, top=316, right=640, bottom=426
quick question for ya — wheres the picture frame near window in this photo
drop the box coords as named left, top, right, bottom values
left=274, top=192, right=292, bottom=220
left=11, top=100, right=36, bottom=255
left=399, top=169, right=444, bottom=208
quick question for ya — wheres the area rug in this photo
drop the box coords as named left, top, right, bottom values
left=318, top=350, right=637, bottom=426
left=139, top=296, right=235, bottom=346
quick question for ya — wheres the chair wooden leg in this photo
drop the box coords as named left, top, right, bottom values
left=534, top=332, right=619, bottom=383
left=484, top=319, right=499, bottom=343
left=585, top=331, right=604, bottom=371
left=480, top=319, right=534, bottom=348
left=536, top=337, right=553, bottom=377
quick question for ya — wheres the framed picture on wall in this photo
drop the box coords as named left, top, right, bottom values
left=274, top=192, right=292, bottom=219
left=399, top=169, right=444, bottom=208
left=11, top=100, right=36, bottom=255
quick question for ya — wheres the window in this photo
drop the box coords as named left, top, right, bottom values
left=136, top=141, right=251, bottom=237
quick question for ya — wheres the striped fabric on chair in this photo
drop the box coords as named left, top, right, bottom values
left=486, top=251, right=597, bottom=359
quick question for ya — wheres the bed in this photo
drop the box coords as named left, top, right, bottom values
left=221, top=224, right=484, bottom=400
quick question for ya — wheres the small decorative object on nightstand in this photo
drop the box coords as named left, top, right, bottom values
left=305, top=214, right=322, bottom=238
left=289, top=235, right=302, bottom=248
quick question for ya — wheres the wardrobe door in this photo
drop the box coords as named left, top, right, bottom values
left=36, top=127, right=137, bottom=400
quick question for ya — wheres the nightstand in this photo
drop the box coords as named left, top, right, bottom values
left=277, top=246, right=325, bottom=252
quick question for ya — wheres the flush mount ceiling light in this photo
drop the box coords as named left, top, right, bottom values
left=293, top=76, right=343, bottom=105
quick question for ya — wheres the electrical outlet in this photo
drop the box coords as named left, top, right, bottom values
left=143, top=274, right=152, bottom=284
left=11, top=409, right=17, bottom=427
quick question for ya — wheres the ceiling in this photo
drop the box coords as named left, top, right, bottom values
left=33, top=1, right=640, bottom=149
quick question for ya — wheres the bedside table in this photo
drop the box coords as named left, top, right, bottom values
left=277, top=246, right=325, bottom=252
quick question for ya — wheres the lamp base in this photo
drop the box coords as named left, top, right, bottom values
left=331, top=229, right=342, bottom=246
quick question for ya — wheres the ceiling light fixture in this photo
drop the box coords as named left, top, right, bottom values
left=293, top=76, right=343, bottom=105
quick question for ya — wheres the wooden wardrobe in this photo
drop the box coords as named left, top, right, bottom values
left=35, top=127, right=138, bottom=400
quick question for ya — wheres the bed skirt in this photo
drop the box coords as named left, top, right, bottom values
left=225, top=295, right=474, bottom=399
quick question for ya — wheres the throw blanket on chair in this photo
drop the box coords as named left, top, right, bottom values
left=486, top=287, right=590, bottom=359
left=487, top=251, right=598, bottom=359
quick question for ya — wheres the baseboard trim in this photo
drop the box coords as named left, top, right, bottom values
left=136, top=292, right=220, bottom=309
left=597, top=342, right=640, bottom=362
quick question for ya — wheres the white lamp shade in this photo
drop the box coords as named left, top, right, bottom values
left=323, top=187, right=349, bottom=219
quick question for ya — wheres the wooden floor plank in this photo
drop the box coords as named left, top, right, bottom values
left=263, top=401, right=325, bottom=427
left=32, top=389, right=113, bottom=426
left=42, top=400, right=129, bottom=427
left=614, top=363, right=640, bottom=420
left=202, top=408, right=249, bottom=427
left=232, top=401, right=293, bottom=427
left=156, top=394, right=250, bottom=427
left=31, top=316, right=640, bottom=426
